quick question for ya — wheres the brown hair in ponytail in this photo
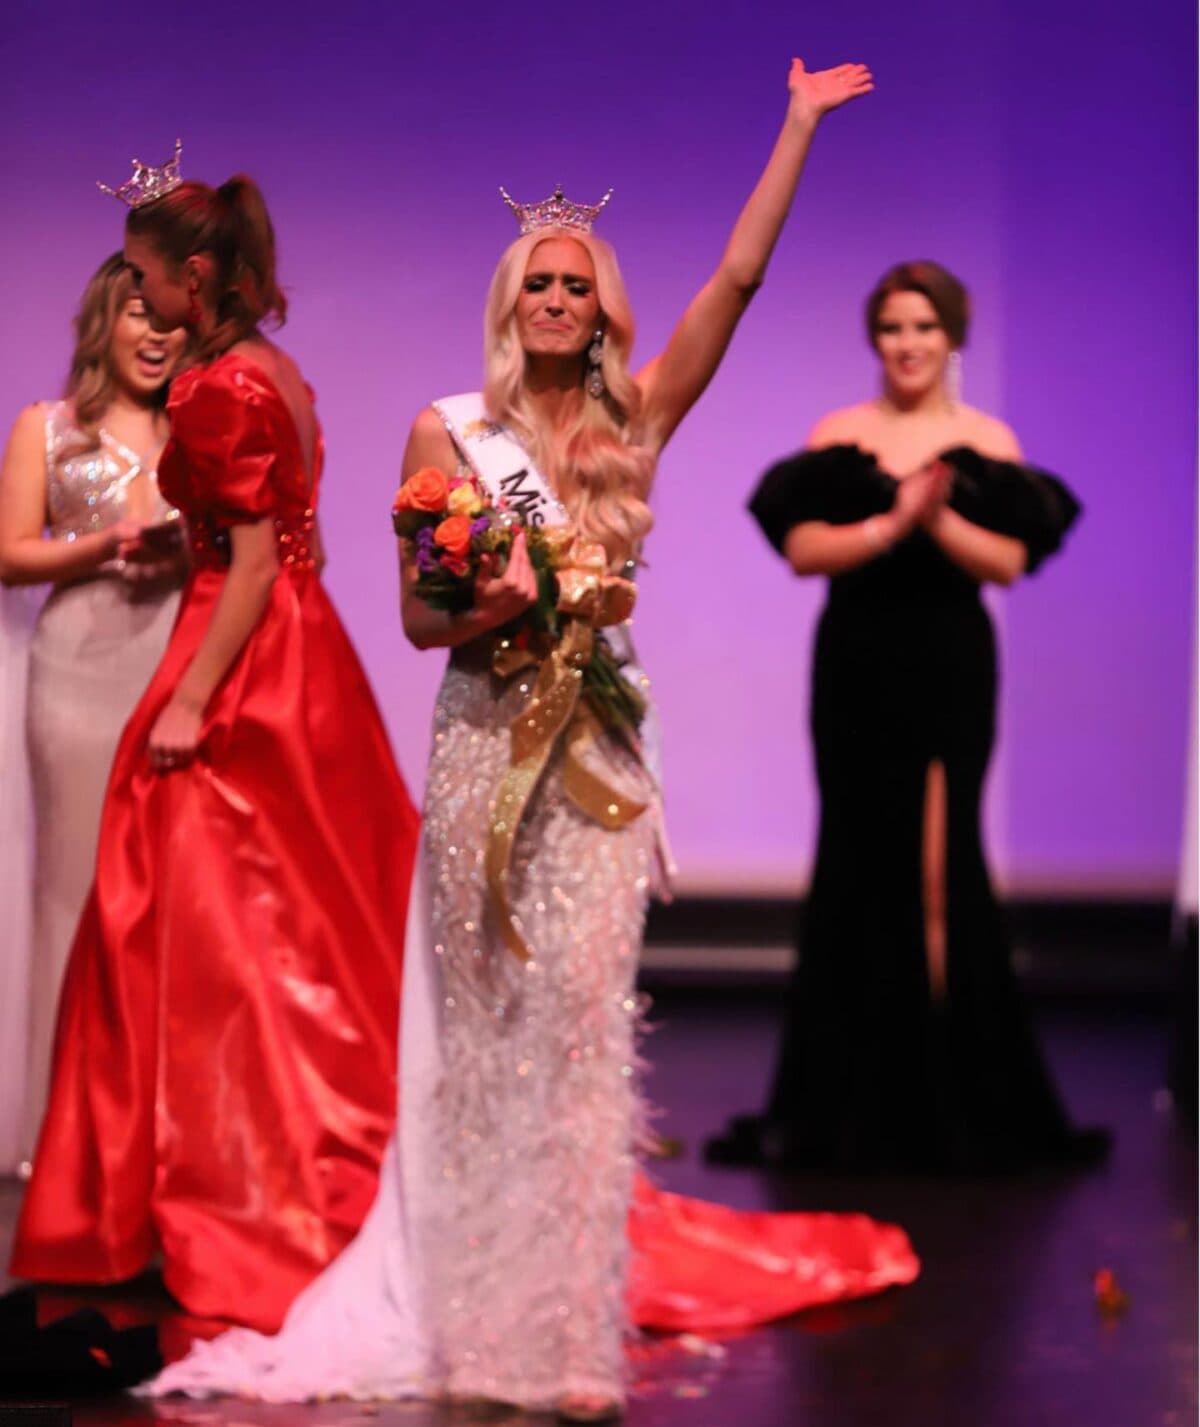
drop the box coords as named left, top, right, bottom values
left=126, top=175, right=287, bottom=358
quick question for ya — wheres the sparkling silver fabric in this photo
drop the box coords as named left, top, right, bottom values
left=420, top=659, right=656, bottom=1407
left=23, top=402, right=180, bottom=1160
left=42, top=400, right=173, bottom=543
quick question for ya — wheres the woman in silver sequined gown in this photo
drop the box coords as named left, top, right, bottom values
left=406, top=62, right=879, bottom=1423
left=0, top=253, right=186, bottom=1171
left=144, top=58, right=883, bottom=1421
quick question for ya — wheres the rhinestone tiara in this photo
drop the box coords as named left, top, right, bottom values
left=97, top=139, right=184, bottom=209
left=499, top=184, right=613, bottom=236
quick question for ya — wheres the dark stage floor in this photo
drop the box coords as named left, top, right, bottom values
left=1, top=992, right=1195, bottom=1427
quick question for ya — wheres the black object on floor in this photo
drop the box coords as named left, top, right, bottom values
left=0, top=1287, right=160, bottom=1399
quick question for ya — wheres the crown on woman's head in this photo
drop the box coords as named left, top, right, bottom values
left=97, top=139, right=184, bottom=208
left=499, top=184, right=613, bottom=236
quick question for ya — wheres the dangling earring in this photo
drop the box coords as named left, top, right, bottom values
left=187, top=283, right=201, bottom=327
left=946, top=350, right=963, bottom=407
left=586, top=329, right=606, bottom=399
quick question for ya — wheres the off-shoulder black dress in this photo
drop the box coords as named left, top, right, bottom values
left=706, top=445, right=1108, bottom=1173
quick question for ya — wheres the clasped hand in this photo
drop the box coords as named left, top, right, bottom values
left=472, top=528, right=539, bottom=633
left=893, top=460, right=953, bottom=536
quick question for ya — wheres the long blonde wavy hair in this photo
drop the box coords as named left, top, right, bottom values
left=482, top=228, right=654, bottom=569
left=61, top=252, right=169, bottom=453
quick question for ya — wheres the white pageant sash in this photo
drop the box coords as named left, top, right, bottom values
left=431, top=393, right=569, bottom=529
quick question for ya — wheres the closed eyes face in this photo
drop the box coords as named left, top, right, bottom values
left=515, top=236, right=601, bottom=359
left=109, top=292, right=187, bottom=398
left=874, top=290, right=952, bottom=397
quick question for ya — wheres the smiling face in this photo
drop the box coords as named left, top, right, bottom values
left=515, top=235, right=601, bottom=360
left=123, top=231, right=194, bottom=335
left=873, top=290, right=953, bottom=403
left=108, top=291, right=186, bottom=399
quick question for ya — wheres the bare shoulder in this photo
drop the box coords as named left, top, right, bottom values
left=231, top=337, right=303, bottom=390
left=958, top=405, right=1023, bottom=461
left=807, top=401, right=875, bottom=450
left=0, top=404, right=51, bottom=504
left=402, top=405, right=457, bottom=478
left=410, top=405, right=448, bottom=439
left=273, top=347, right=308, bottom=390
left=226, top=335, right=270, bottom=367
left=9, top=402, right=48, bottom=439
left=3, top=403, right=49, bottom=457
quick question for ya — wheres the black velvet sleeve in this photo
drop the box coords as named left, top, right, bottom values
left=747, top=445, right=889, bottom=554
left=942, top=447, right=1082, bottom=573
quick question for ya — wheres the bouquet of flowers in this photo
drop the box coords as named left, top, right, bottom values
left=392, top=467, right=644, bottom=740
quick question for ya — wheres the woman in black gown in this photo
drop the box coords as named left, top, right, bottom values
left=707, top=261, right=1108, bottom=1173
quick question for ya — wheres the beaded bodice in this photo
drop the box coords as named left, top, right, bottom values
left=184, top=504, right=318, bottom=572
left=43, top=401, right=171, bottom=543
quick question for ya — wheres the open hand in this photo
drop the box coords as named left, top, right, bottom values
left=788, top=58, right=874, bottom=124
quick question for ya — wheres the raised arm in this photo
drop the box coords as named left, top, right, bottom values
left=0, top=405, right=143, bottom=587
left=637, top=58, right=872, bottom=451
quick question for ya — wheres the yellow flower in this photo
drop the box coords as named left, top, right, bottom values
left=447, top=483, right=482, bottom=517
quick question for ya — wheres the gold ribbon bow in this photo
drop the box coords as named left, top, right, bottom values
left=551, top=535, right=638, bottom=627
left=487, top=537, right=644, bottom=963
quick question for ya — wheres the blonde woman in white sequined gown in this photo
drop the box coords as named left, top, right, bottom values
left=0, top=253, right=186, bottom=1171
left=146, top=58, right=920, bottom=1422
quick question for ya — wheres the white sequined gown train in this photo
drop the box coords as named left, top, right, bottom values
left=146, top=633, right=660, bottom=1408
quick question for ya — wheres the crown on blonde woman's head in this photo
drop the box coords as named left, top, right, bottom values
left=97, top=139, right=184, bottom=208
left=499, top=184, right=613, bottom=236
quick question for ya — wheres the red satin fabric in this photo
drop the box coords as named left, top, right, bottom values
left=628, top=1175, right=919, bottom=1330
left=11, top=355, right=419, bottom=1333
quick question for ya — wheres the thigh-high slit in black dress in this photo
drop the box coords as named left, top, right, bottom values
left=707, top=444, right=1109, bottom=1173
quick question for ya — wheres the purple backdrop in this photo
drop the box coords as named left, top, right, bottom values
left=2, top=1, right=1194, bottom=893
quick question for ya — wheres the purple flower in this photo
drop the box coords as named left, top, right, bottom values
left=416, top=546, right=439, bottom=574
left=415, top=526, right=435, bottom=549
left=470, top=517, right=491, bottom=538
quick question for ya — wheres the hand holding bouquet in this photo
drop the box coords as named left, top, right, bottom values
left=392, top=467, right=644, bottom=738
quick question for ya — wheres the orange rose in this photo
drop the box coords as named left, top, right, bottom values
left=394, top=467, right=450, bottom=514
left=434, top=514, right=473, bottom=560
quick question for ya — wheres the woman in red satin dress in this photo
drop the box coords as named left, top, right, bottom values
left=10, top=167, right=419, bottom=1332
